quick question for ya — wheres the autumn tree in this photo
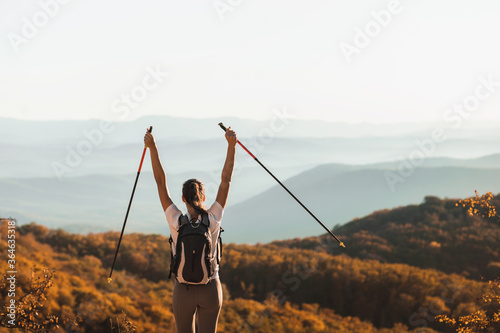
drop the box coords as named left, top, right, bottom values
left=437, top=191, right=500, bottom=332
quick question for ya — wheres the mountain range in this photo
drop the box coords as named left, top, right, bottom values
left=4, top=161, right=500, bottom=243
left=2, top=116, right=500, bottom=243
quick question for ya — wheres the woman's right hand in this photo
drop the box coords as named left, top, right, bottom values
left=144, top=130, right=156, bottom=149
left=225, top=127, right=237, bottom=147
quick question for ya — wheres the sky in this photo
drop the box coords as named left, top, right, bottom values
left=1, top=0, right=500, bottom=123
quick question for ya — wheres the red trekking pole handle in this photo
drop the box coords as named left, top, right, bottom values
left=218, top=122, right=345, bottom=247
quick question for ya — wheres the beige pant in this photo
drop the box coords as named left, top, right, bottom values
left=172, top=278, right=223, bottom=333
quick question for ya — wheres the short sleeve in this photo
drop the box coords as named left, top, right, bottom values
left=209, top=201, right=223, bottom=221
left=165, top=203, right=182, bottom=231
left=208, top=201, right=224, bottom=232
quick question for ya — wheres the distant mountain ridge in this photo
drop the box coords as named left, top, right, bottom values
left=5, top=161, right=500, bottom=243
left=4, top=115, right=500, bottom=182
left=4, top=115, right=500, bottom=145
left=4, top=131, right=500, bottom=179
left=1, top=115, right=483, bottom=143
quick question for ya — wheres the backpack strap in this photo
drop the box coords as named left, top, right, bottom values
left=168, top=236, right=174, bottom=279
left=217, top=227, right=224, bottom=265
left=168, top=214, right=189, bottom=279
left=179, top=214, right=189, bottom=227
left=199, top=213, right=223, bottom=265
left=201, top=213, right=210, bottom=228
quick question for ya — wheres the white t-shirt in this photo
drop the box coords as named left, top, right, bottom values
left=165, top=201, right=224, bottom=280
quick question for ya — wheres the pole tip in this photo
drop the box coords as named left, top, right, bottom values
left=107, top=277, right=113, bottom=284
left=339, top=242, right=345, bottom=248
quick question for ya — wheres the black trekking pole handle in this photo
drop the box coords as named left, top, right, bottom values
left=108, top=126, right=153, bottom=283
left=218, top=122, right=345, bottom=247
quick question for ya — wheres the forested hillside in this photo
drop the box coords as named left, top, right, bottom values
left=1, top=194, right=499, bottom=332
left=273, top=195, right=500, bottom=281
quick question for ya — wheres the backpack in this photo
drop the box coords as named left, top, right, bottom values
left=168, top=213, right=223, bottom=285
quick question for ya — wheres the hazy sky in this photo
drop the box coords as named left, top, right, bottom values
left=1, top=0, right=499, bottom=123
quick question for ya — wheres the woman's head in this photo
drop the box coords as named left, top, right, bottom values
left=182, top=178, right=207, bottom=216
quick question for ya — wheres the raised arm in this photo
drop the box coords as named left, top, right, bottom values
left=216, top=127, right=237, bottom=209
left=144, top=131, right=173, bottom=212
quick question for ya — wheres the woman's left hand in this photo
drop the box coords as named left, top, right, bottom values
left=144, top=130, right=156, bottom=149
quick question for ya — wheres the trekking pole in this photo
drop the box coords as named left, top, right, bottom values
left=108, top=126, right=153, bottom=283
left=218, top=123, right=345, bottom=247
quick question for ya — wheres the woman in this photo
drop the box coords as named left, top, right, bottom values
left=144, top=127, right=237, bottom=333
